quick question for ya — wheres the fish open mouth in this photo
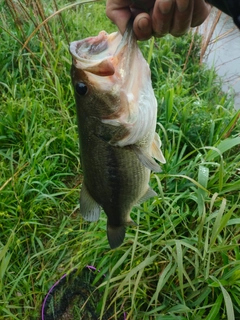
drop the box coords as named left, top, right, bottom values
left=73, top=31, right=109, bottom=59
left=70, top=33, right=118, bottom=77
left=70, top=31, right=121, bottom=62
left=69, top=30, right=130, bottom=77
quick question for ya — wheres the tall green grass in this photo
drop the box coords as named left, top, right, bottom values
left=0, top=1, right=239, bottom=319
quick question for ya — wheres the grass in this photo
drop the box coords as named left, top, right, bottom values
left=0, top=1, right=240, bottom=319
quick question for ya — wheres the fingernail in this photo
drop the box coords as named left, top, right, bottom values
left=137, top=17, right=150, bottom=32
left=158, top=0, right=173, bottom=15
left=177, top=0, right=189, bottom=13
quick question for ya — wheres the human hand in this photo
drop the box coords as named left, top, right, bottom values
left=106, top=0, right=211, bottom=40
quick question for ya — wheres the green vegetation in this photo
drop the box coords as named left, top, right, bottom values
left=0, top=1, right=239, bottom=319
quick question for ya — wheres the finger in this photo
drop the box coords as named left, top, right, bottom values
left=170, top=0, right=194, bottom=36
left=175, top=0, right=190, bottom=13
left=106, top=0, right=132, bottom=34
left=151, top=0, right=175, bottom=37
left=191, top=0, right=212, bottom=27
left=133, top=13, right=152, bottom=40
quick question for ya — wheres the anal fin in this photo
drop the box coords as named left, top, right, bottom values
left=80, top=181, right=101, bottom=221
left=138, top=187, right=157, bottom=204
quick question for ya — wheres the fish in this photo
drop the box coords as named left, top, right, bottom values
left=69, top=25, right=166, bottom=249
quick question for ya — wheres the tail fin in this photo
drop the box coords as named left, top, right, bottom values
left=107, top=224, right=126, bottom=249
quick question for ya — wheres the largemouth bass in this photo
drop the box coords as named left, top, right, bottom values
left=70, top=26, right=166, bottom=249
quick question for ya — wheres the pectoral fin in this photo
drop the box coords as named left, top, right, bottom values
left=131, top=145, right=162, bottom=173
left=80, top=181, right=101, bottom=221
left=152, top=133, right=166, bottom=164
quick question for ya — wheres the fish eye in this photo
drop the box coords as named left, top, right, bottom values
left=75, top=82, right=88, bottom=95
